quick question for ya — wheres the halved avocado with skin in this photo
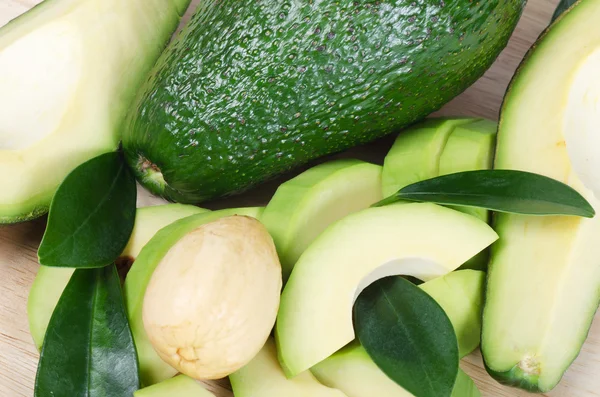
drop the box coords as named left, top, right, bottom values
left=134, top=375, right=215, bottom=397
left=230, top=339, right=347, bottom=397
left=124, top=207, right=264, bottom=386
left=261, top=159, right=382, bottom=281
left=0, top=0, right=190, bottom=223
left=482, top=0, right=600, bottom=392
left=275, top=203, right=498, bottom=377
left=27, top=204, right=206, bottom=351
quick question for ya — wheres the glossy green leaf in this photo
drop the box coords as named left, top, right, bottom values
left=35, top=264, right=140, bottom=396
left=374, top=170, right=594, bottom=218
left=38, top=152, right=137, bottom=268
left=552, top=0, right=578, bottom=22
left=451, top=370, right=480, bottom=397
left=354, top=277, right=459, bottom=397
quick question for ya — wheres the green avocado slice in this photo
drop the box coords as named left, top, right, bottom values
left=312, top=342, right=480, bottom=397
left=382, top=117, right=497, bottom=270
left=482, top=0, right=600, bottom=392
left=230, top=339, right=347, bottom=397
left=0, top=0, right=190, bottom=223
left=134, top=375, right=215, bottom=397
left=262, top=159, right=382, bottom=281
left=276, top=203, right=497, bottom=377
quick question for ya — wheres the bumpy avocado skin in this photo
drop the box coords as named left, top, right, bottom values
left=123, top=0, right=525, bottom=203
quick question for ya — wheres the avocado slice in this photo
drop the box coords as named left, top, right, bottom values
left=27, top=204, right=206, bottom=351
left=262, top=159, right=382, bottom=281
left=123, top=207, right=264, bottom=386
left=122, top=0, right=524, bottom=204
left=0, top=0, right=190, bottom=224
left=381, top=118, right=474, bottom=197
left=276, top=203, right=498, bottom=377
left=482, top=1, right=600, bottom=392
left=230, top=339, right=346, bottom=397
left=418, top=270, right=485, bottom=358
left=134, top=375, right=215, bottom=397
left=382, top=118, right=497, bottom=270
left=312, top=342, right=479, bottom=397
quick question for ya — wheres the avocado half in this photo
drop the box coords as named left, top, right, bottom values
left=482, top=0, right=600, bottom=392
left=27, top=204, right=206, bottom=351
left=0, top=0, right=190, bottom=223
left=123, top=0, right=525, bottom=204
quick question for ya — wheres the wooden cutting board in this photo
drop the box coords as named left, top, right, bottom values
left=2, top=1, right=599, bottom=396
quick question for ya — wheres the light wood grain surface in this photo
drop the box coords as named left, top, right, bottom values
left=2, top=0, right=599, bottom=396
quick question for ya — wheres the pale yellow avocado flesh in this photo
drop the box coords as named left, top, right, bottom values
left=134, top=375, right=215, bottom=397
left=123, top=207, right=264, bottom=387
left=261, top=159, right=382, bottom=281
left=482, top=1, right=600, bottom=392
left=230, top=339, right=347, bottom=397
left=311, top=342, right=479, bottom=397
left=27, top=204, right=206, bottom=350
left=276, top=203, right=498, bottom=377
left=0, top=0, right=189, bottom=223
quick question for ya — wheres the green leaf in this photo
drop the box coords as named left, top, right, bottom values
left=38, top=152, right=137, bottom=268
left=552, top=0, right=578, bottom=22
left=35, top=264, right=140, bottom=396
left=452, top=370, right=480, bottom=397
left=374, top=170, right=595, bottom=218
left=354, top=277, right=459, bottom=397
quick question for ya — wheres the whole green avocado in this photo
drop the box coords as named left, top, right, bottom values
left=123, top=0, right=525, bottom=203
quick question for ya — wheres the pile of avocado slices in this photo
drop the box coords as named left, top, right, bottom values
left=29, top=117, right=498, bottom=396
left=4, top=0, right=600, bottom=395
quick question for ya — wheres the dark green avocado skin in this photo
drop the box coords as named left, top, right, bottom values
left=123, top=0, right=525, bottom=203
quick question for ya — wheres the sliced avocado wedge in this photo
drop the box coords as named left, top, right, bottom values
left=382, top=118, right=497, bottom=270
left=0, top=0, right=190, bottom=223
left=262, top=159, right=382, bottom=281
left=123, top=207, right=264, bottom=386
left=482, top=1, right=600, bottom=392
left=276, top=203, right=497, bottom=377
left=381, top=118, right=474, bottom=197
left=230, top=339, right=346, bottom=397
left=27, top=204, right=206, bottom=351
left=134, top=375, right=215, bottom=397
left=312, top=342, right=479, bottom=397
left=420, top=270, right=486, bottom=357
left=438, top=119, right=497, bottom=221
